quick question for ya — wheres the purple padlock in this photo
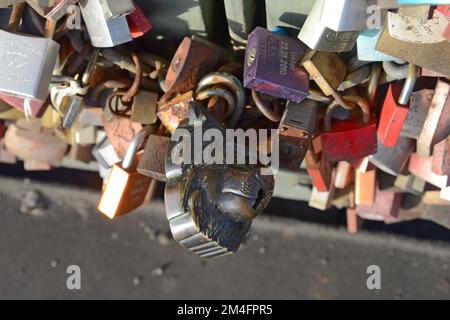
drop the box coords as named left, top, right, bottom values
left=244, top=27, right=309, bottom=103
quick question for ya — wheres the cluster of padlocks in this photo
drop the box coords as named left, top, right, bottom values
left=0, top=0, right=449, bottom=257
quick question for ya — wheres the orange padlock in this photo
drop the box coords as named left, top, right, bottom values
left=98, top=127, right=153, bottom=219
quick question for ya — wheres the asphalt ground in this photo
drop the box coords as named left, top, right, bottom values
left=0, top=172, right=449, bottom=299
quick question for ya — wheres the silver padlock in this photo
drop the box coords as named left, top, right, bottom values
left=298, top=0, right=359, bottom=52
left=78, top=0, right=132, bottom=48
left=0, top=30, right=59, bottom=101
left=320, top=0, right=374, bottom=32
left=98, top=0, right=135, bottom=20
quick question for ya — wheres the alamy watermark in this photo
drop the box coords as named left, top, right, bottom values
left=170, top=122, right=279, bottom=175
left=66, top=265, right=81, bottom=290
left=366, top=265, right=381, bottom=290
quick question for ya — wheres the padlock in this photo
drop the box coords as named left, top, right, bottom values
left=92, top=135, right=121, bottom=169
left=277, top=99, right=318, bottom=171
left=157, top=91, right=193, bottom=134
left=196, top=72, right=245, bottom=128
left=337, top=65, right=371, bottom=92
left=394, top=174, right=426, bottom=196
left=431, top=137, right=450, bottom=176
left=346, top=208, right=361, bottom=234
left=126, top=0, right=152, bottom=38
left=165, top=103, right=274, bottom=257
left=0, top=93, right=49, bottom=118
left=369, top=135, right=415, bottom=176
left=130, top=90, right=158, bottom=125
left=137, top=134, right=169, bottom=182
left=333, top=187, right=352, bottom=209
left=69, top=143, right=95, bottom=164
left=376, top=10, right=450, bottom=77
left=441, top=4, right=450, bottom=41
left=378, top=64, right=419, bottom=147
left=320, top=0, right=373, bottom=32
left=243, top=27, right=309, bottom=103
left=417, top=80, right=450, bottom=157
left=321, top=96, right=377, bottom=163
left=422, top=191, right=450, bottom=206
left=4, top=2, right=25, bottom=32
left=0, top=30, right=59, bottom=101
left=98, top=126, right=153, bottom=219
left=302, top=50, right=348, bottom=106
left=349, top=156, right=375, bottom=173
left=400, top=89, right=434, bottom=139
left=163, top=36, right=231, bottom=95
left=298, top=0, right=359, bottom=52
left=78, top=107, right=104, bottom=127
left=0, top=138, right=16, bottom=164
left=356, top=187, right=402, bottom=222
left=102, top=116, right=143, bottom=159
left=97, top=0, right=135, bottom=20
left=305, top=136, right=333, bottom=192
left=41, top=0, right=78, bottom=38
left=3, top=118, right=68, bottom=166
left=0, top=0, right=24, bottom=8
left=389, top=6, right=447, bottom=41
left=355, top=169, right=376, bottom=205
left=409, top=153, right=450, bottom=189
left=308, top=169, right=336, bottom=211
left=334, top=161, right=354, bottom=189
left=78, top=0, right=132, bottom=48
left=357, top=28, right=403, bottom=62
left=24, top=159, right=52, bottom=171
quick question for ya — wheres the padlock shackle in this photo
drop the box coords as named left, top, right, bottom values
left=382, top=61, right=409, bottom=80
left=398, top=64, right=419, bottom=106
left=324, top=96, right=370, bottom=132
left=122, top=126, right=154, bottom=170
left=251, top=90, right=282, bottom=122
left=367, top=63, right=382, bottom=108
left=196, top=88, right=236, bottom=119
left=196, top=72, right=245, bottom=128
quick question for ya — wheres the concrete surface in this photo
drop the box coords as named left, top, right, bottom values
left=0, top=175, right=449, bottom=300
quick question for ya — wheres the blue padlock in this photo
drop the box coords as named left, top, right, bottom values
left=357, top=29, right=402, bottom=62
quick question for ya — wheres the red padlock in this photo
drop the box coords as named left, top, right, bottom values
left=321, top=96, right=377, bottom=163
left=378, top=64, right=419, bottom=147
left=305, top=136, right=332, bottom=192
left=127, top=0, right=152, bottom=38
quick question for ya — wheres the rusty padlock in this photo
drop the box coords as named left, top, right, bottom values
left=163, top=36, right=231, bottom=95
left=321, top=96, right=377, bottom=163
left=102, top=116, right=143, bottom=159
left=157, top=91, right=193, bottom=133
left=137, top=134, right=170, bottom=182
left=378, top=64, right=419, bottom=147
